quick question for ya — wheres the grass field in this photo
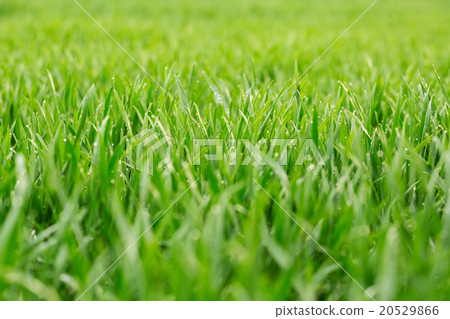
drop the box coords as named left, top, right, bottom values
left=1, top=0, right=450, bottom=301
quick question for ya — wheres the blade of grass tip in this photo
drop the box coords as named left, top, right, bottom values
left=76, top=85, right=96, bottom=140
left=251, top=57, right=257, bottom=86
left=63, top=75, right=71, bottom=107
left=254, top=80, right=291, bottom=125
left=175, top=76, right=190, bottom=113
left=104, top=88, right=114, bottom=118
left=208, top=80, right=229, bottom=117
left=46, top=70, right=57, bottom=95
left=312, top=105, right=319, bottom=146
left=187, top=63, right=197, bottom=94
left=114, top=90, right=133, bottom=135
left=257, top=109, right=273, bottom=141
left=433, top=66, right=450, bottom=106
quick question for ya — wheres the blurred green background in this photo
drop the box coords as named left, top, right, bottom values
left=1, top=0, right=449, bottom=89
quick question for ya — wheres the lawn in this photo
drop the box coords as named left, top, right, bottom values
left=0, top=0, right=450, bottom=300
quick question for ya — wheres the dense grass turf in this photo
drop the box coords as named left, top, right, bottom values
left=1, top=0, right=450, bottom=300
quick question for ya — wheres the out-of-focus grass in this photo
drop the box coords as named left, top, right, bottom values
left=0, top=0, right=449, bottom=300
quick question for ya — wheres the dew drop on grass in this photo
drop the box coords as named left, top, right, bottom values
left=30, top=228, right=37, bottom=241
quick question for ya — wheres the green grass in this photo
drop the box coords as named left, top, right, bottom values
left=1, top=0, right=450, bottom=300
